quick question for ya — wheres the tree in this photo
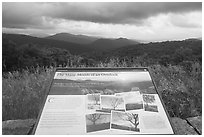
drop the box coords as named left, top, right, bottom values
left=104, top=89, right=115, bottom=95
left=131, top=87, right=140, bottom=91
left=116, top=112, right=139, bottom=131
left=86, top=114, right=102, bottom=125
left=81, top=88, right=92, bottom=95
left=173, top=47, right=193, bottom=64
left=159, top=55, right=171, bottom=66
left=2, top=38, right=20, bottom=71
left=88, top=94, right=100, bottom=105
left=92, top=94, right=100, bottom=105
left=110, top=97, right=124, bottom=110
left=143, top=95, right=155, bottom=104
left=146, top=86, right=156, bottom=94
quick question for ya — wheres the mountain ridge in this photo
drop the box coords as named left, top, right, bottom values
left=2, top=33, right=90, bottom=54
left=45, top=32, right=99, bottom=44
left=45, top=32, right=140, bottom=50
left=3, top=33, right=141, bottom=53
left=3, top=33, right=202, bottom=56
left=89, top=37, right=140, bottom=51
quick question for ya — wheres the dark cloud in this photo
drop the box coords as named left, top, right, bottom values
left=2, top=3, right=44, bottom=28
left=2, top=2, right=202, bottom=28
left=45, top=2, right=202, bottom=24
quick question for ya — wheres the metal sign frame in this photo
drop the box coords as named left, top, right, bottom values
left=31, top=67, right=175, bottom=135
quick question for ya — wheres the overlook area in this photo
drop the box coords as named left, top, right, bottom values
left=2, top=2, right=202, bottom=135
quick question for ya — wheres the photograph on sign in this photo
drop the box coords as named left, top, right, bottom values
left=86, top=113, right=111, bottom=133
left=111, top=111, right=140, bottom=132
left=100, top=95, right=125, bottom=113
left=86, top=94, right=101, bottom=110
left=51, top=71, right=157, bottom=96
left=143, top=94, right=159, bottom=112
left=116, top=91, right=143, bottom=111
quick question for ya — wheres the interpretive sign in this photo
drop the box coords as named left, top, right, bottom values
left=32, top=68, right=174, bottom=135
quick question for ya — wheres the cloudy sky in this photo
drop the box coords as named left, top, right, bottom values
left=2, top=2, right=202, bottom=42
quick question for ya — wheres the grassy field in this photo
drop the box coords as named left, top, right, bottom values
left=111, top=124, right=140, bottom=132
left=126, top=103, right=143, bottom=110
left=86, top=123, right=110, bottom=133
left=2, top=60, right=202, bottom=121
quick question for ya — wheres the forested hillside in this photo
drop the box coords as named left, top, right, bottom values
left=3, top=33, right=202, bottom=72
left=86, top=39, right=202, bottom=66
left=88, top=37, right=139, bottom=51
left=2, top=33, right=91, bottom=55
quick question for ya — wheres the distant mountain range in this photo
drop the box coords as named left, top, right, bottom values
left=3, top=33, right=140, bottom=54
left=29, top=33, right=50, bottom=38
left=2, top=33, right=90, bottom=54
left=45, top=33, right=99, bottom=44
left=45, top=32, right=140, bottom=50
left=89, top=37, right=139, bottom=51
left=3, top=33, right=202, bottom=57
left=184, top=37, right=202, bottom=41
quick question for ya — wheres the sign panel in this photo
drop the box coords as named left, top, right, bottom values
left=33, top=68, right=174, bottom=135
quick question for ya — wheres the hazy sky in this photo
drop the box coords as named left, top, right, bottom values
left=2, top=2, right=202, bottom=41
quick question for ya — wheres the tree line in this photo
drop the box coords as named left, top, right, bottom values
left=3, top=37, right=202, bottom=72
left=2, top=38, right=96, bottom=72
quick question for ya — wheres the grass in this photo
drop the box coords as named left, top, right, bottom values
left=86, top=122, right=110, bottom=133
left=2, top=66, right=55, bottom=121
left=111, top=124, right=140, bottom=132
left=144, top=104, right=158, bottom=112
left=2, top=59, right=202, bottom=121
left=126, top=103, right=143, bottom=110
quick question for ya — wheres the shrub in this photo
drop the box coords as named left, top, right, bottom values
left=2, top=67, right=54, bottom=121
left=150, top=63, right=202, bottom=118
left=2, top=58, right=202, bottom=120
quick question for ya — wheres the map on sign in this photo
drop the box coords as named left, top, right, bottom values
left=33, top=68, right=174, bottom=135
